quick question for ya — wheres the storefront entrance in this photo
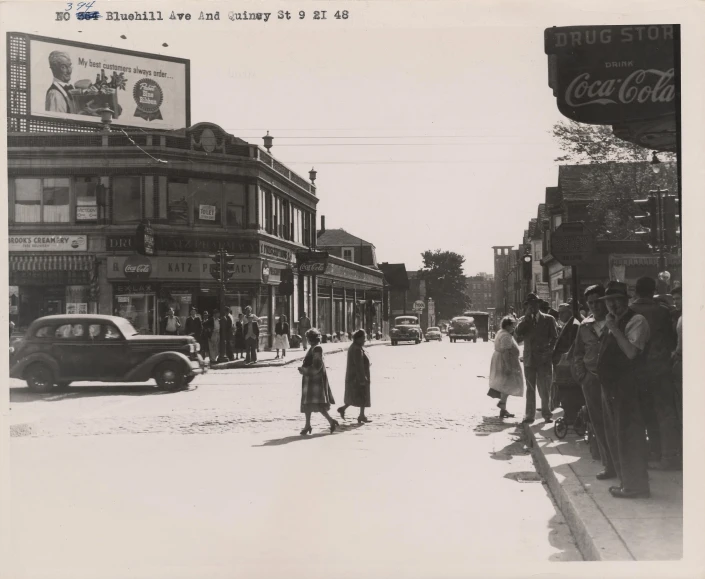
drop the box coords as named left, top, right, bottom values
left=195, top=295, right=219, bottom=317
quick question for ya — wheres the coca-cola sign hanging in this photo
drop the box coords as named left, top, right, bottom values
left=545, top=25, right=676, bottom=125
left=296, top=250, right=329, bottom=276
left=123, top=255, right=153, bottom=280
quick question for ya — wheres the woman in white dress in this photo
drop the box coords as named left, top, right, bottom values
left=489, top=316, right=525, bottom=418
left=273, top=314, right=290, bottom=359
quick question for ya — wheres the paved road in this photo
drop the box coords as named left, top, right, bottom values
left=6, top=340, right=581, bottom=578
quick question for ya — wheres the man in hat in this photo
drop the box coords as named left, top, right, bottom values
left=630, top=276, right=680, bottom=470
left=572, top=284, right=616, bottom=481
left=516, top=293, right=559, bottom=424
left=597, top=281, right=651, bottom=499
left=550, top=303, right=582, bottom=412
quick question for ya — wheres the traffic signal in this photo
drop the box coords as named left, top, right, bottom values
left=224, top=253, right=236, bottom=281
left=210, top=252, right=222, bottom=281
left=634, top=196, right=658, bottom=247
left=663, top=195, right=679, bottom=249
left=522, top=253, right=532, bottom=280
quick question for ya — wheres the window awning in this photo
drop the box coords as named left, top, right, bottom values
left=10, top=255, right=94, bottom=272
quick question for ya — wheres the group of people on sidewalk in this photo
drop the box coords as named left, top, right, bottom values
left=489, top=277, right=683, bottom=500
left=177, top=306, right=261, bottom=366
left=297, top=327, right=372, bottom=434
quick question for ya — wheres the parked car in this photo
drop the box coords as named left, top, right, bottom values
left=10, top=314, right=207, bottom=392
left=390, top=315, right=422, bottom=345
left=448, top=316, right=478, bottom=343
left=425, top=327, right=442, bottom=342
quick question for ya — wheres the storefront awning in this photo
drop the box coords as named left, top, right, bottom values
left=10, top=254, right=94, bottom=272
left=609, top=254, right=682, bottom=267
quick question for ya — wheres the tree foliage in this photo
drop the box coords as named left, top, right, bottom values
left=418, top=250, right=471, bottom=319
left=552, top=120, right=678, bottom=241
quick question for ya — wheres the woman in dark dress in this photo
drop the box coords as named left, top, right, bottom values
left=234, top=313, right=246, bottom=360
left=297, top=328, right=339, bottom=435
left=338, top=329, right=372, bottom=424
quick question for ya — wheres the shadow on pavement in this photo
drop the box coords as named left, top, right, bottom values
left=254, top=422, right=364, bottom=446
left=10, top=384, right=194, bottom=402
left=473, top=415, right=520, bottom=437
left=490, top=433, right=531, bottom=461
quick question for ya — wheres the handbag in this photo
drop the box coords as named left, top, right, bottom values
left=487, top=387, right=502, bottom=399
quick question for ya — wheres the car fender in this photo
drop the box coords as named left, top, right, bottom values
left=125, top=351, right=193, bottom=382
left=11, top=352, right=61, bottom=380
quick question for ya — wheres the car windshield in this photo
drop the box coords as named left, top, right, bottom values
left=427, top=327, right=439, bottom=332
left=395, top=318, right=418, bottom=325
left=453, top=318, right=474, bottom=324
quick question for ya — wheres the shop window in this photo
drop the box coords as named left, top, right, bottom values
left=225, top=182, right=246, bottom=228
left=191, top=179, right=222, bottom=226
left=167, top=178, right=190, bottom=225
left=264, top=190, right=273, bottom=234
left=113, top=176, right=142, bottom=223
left=75, top=177, right=105, bottom=222
left=14, top=178, right=70, bottom=223
left=280, top=199, right=290, bottom=239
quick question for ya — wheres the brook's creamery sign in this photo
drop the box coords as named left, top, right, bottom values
left=9, top=235, right=87, bottom=251
left=545, top=25, right=676, bottom=132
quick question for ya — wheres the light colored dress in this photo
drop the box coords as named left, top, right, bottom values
left=489, top=329, right=525, bottom=397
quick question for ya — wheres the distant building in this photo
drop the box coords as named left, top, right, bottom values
left=465, top=273, right=495, bottom=312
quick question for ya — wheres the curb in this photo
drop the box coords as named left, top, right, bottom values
left=210, top=340, right=390, bottom=370
left=522, top=421, right=634, bottom=561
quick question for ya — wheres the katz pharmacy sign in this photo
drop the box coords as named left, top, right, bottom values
left=545, top=25, right=676, bottom=125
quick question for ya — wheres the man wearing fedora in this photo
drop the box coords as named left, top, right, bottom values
left=597, top=281, right=651, bottom=499
left=516, top=293, right=559, bottom=424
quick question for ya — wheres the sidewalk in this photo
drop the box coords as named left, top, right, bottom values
left=524, top=409, right=683, bottom=561
left=209, top=339, right=390, bottom=369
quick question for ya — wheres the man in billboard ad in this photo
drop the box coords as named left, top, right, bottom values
left=30, top=36, right=188, bottom=130
left=45, top=50, right=77, bottom=114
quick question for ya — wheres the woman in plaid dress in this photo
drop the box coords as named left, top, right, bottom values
left=297, top=328, right=339, bottom=435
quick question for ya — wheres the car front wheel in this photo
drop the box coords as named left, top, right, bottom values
left=154, top=361, right=186, bottom=391
left=26, top=363, right=55, bottom=393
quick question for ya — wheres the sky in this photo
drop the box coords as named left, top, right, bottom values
left=1, top=0, right=696, bottom=276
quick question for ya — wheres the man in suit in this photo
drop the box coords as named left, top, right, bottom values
left=516, top=293, right=559, bottom=424
left=550, top=303, right=582, bottom=412
left=219, top=307, right=233, bottom=363
left=184, top=307, right=202, bottom=343
left=243, top=306, right=260, bottom=364
left=45, top=51, right=77, bottom=114
left=630, top=276, right=681, bottom=470
left=597, top=281, right=651, bottom=499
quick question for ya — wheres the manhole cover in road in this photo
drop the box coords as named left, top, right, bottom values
left=504, top=471, right=544, bottom=483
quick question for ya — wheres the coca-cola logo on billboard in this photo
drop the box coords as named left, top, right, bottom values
left=545, top=25, right=676, bottom=125
left=123, top=255, right=152, bottom=280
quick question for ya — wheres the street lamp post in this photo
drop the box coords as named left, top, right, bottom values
left=651, top=152, right=670, bottom=294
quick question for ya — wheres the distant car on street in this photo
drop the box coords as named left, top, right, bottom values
left=425, top=327, right=442, bottom=342
left=448, top=316, right=478, bottom=343
left=390, top=315, right=422, bottom=345
left=10, top=314, right=207, bottom=392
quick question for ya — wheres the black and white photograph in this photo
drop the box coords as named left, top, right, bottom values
left=2, top=1, right=704, bottom=578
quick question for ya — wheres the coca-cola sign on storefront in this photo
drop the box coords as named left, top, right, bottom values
left=123, top=255, right=152, bottom=280
left=296, top=250, right=329, bottom=276
left=545, top=25, right=676, bottom=125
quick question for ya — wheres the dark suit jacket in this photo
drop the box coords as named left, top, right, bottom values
left=552, top=317, right=581, bottom=366
left=516, top=311, right=559, bottom=367
left=221, top=314, right=233, bottom=338
left=184, top=316, right=203, bottom=340
left=630, top=298, right=677, bottom=375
